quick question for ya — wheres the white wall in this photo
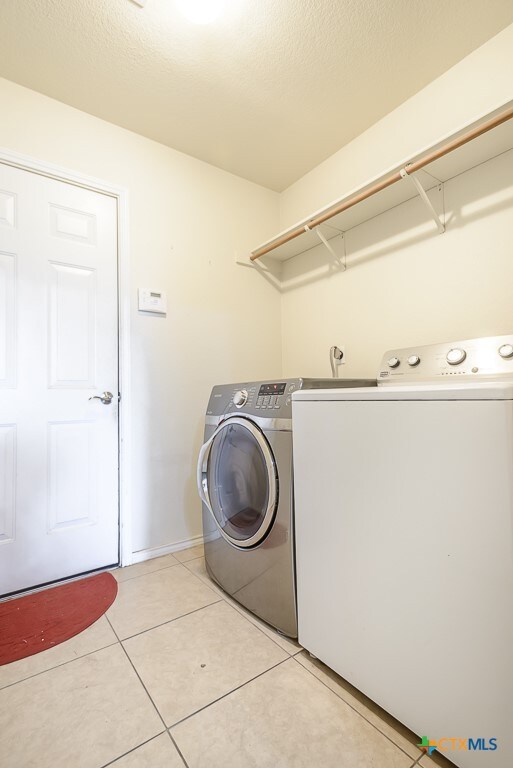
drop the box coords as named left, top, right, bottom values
left=280, top=23, right=513, bottom=379
left=0, top=77, right=281, bottom=556
left=281, top=23, right=513, bottom=227
left=281, top=150, right=513, bottom=378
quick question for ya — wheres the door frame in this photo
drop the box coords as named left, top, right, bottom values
left=0, top=146, right=134, bottom=567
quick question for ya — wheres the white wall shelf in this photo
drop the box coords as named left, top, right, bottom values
left=249, top=101, right=513, bottom=265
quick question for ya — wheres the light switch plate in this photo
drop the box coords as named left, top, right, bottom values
left=138, top=288, right=167, bottom=314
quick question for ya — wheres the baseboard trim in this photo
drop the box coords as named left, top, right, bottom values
left=131, top=534, right=205, bottom=565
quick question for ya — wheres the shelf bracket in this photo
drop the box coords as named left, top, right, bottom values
left=305, top=224, right=346, bottom=270
left=235, top=254, right=283, bottom=292
left=400, top=167, right=445, bottom=234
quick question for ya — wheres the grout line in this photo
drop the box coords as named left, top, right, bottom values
left=105, top=614, right=168, bottom=732
left=292, top=654, right=421, bottom=763
left=118, top=598, right=223, bottom=642
left=175, top=554, right=205, bottom=565
left=166, top=730, right=190, bottom=768
left=181, top=557, right=212, bottom=575
left=222, top=599, right=301, bottom=656
left=0, top=636, right=119, bottom=691
left=181, top=557, right=219, bottom=582
left=112, top=608, right=291, bottom=745
left=114, top=560, right=181, bottom=583
left=98, top=731, right=167, bottom=768
left=109, top=585, right=292, bottom=760
left=168, top=656, right=291, bottom=731
left=181, top=559, right=301, bottom=657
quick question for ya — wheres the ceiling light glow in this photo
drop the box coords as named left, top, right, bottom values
left=175, top=0, right=227, bottom=24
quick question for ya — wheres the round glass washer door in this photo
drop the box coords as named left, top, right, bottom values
left=197, top=417, right=278, bottom=548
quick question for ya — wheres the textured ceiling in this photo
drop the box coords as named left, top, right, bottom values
left=1, top=0, right=513, bottom=190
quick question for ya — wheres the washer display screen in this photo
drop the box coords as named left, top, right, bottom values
left=258, top=383, right=286, bottom=396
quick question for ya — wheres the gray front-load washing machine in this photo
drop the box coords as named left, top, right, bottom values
left=197, top=377, right=374, bottom=637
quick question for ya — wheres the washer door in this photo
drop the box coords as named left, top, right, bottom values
left=197, top=417, right=278, bottom=548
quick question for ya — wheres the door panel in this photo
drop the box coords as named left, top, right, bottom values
left=0, top=189, right=16, bottom=228
left=49, top=203, right=97, bottom=244
left=0, top=424, right=16, bottom=543
left=0, top=163, right=118, bottom=596
left=47, top=420, right=98, bottom=532
left=0, top=251, right=16, bottom=388
left=48, top=262, right=96, bottom=387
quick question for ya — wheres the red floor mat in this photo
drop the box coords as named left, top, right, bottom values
left=0, top=572, right=118, bottom=666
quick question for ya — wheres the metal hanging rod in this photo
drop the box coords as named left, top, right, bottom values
left=250, top=104, right=513, bottom=261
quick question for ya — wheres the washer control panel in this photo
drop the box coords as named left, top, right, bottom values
left=206, top=380, right=294, bottom=418
left=255, top=382, right=287, bottom=411
left=206, top=378, right=376, bottom=418
left=378, top=334, right=513, bottom=383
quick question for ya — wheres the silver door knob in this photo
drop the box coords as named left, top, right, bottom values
left=89, top=391, right=114, bottom=405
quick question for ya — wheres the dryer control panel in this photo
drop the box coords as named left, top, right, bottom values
left=378, top=334, right=513, bottom=384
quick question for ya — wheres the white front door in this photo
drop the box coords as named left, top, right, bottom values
left=0, top=162, right=119, bottom=596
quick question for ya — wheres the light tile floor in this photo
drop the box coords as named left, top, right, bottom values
left=0, top=546, right=456, bottom=768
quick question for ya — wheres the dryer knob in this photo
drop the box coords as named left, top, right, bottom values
left=499, top=344, right=513, bottom=359
left=233, top=389, right=248, bottom=407
left=387, top=357, right=400, bottom=369
left=407, top=355, right=420, bottom=367
left=446, top=348, right=466, bottom=365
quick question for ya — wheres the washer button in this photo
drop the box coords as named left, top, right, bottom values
left=446, top=348, right=466, bottom=365
left=499, top=344, right=513, bottom=359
